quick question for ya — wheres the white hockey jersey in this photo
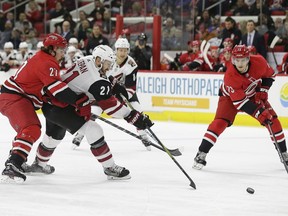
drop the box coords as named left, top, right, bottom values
left=107, top=55, right=138, bottom=99
left=61, top=56, right=130, bottom=118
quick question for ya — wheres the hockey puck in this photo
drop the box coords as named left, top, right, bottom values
left=246, top=187, right=255, bottom=194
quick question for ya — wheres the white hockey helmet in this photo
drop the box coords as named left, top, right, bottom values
left=114, top=37, right=130, bottom=52
left=4, top=42, right=14, bottom=49
left=19, top=41, right=28, bottom=49
left=37, top=41, right=44, bottom=49
left=92, top=45, right=116, bottom=67
left=67, top=45, right=77, bottom=54
left=69, top=37, right=78, bottom=44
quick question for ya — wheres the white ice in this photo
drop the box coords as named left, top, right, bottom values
left=0, top=114, right=288, bottom=216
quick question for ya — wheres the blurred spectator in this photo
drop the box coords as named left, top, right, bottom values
left=256, top=13, right=275, bottom=35
left=130, top=33, right=152, bottom=70
left=184, top=6, right=199, bottom=41
left=54, top=12, right=77, bottom=35
left=89, top=0, right=105, bottom=18
left=49, top=1, right=66, bottom=19
left=102, top=10, right=112, bottom=34
left=22, top=20, right=38, bottom=49
left=195, top=10, right=213, bottom=32
left=162, top=17, right=182, bottom=50
left=10, top=27, right=22, bottom=49
left=5, top=12, right=15, bottom=27
left=75, top=10, right=89, bottom=33
left=241, top=20, right=267, bottom=58
left=220, top=16, right=242, bottom=48
left=130, top=2, right=143, bottom=17
left=0, top=21, right=13, bottom=49
left=77, top=19, right=92, bottom=51
left=61, top=20, right=74, bottom=42
left=16, top=41, right=34, bottom=65
left=269, top=0, right=287, bottom=12
left=275, top=21, right=288, bottom=51
left=0, top=10, right=5, bottom=32
left=15, top=13, right=32, bottom=32
left=248, top=0, right=270, bottom=15
left=233, top=0, right=248, bottom=15
left=91, top=11, right=103, bottom=28
left=25, top=0, right=43, bottom=23
left=86, top=25, right=109, bottom=55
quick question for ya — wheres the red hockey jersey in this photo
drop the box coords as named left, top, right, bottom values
left=3, top=51, right=68, bottom=109
left=220, top=55, right=275, bottom=110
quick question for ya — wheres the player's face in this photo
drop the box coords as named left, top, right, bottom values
left=224, top=52, right=231, bottom=61
left=233, top=57, right=249, bottom=73
left=192, top=46, right=199, bottom=53
left=116, top=48, right=128, bottom=62
left=55, top=47, right=66, bottom=62
left=102, top=59, right=113, bottom=73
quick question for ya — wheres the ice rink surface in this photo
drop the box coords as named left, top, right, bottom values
left=0, top=114, right=288, bottom=216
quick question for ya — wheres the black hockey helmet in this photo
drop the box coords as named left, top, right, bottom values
left=138, top=33, right=147, bottom=41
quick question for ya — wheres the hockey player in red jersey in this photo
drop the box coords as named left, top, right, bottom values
left=277, top=52, right=288, bottom=74
left=0, top=33, right=91, bottom=183
left=193, top=45, right=288, bottom=170
left=23, top=44, right=153, bottom=180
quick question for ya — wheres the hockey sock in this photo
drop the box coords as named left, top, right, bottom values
left=199, top=119, right=228, bottom=153
left=268, top=118, right=287, bottom=152
left=90, top=136, right=114, bottom=167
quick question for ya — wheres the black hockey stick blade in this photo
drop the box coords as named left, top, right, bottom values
left=267, top=123, right=288, bottom=174
left=92, top=114, right=182, bottom=156
left=147, top=127, right=196, bottom=189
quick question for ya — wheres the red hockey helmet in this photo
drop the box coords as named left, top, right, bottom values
left=223, top=47, right=232, bottom=53
left=188, top=40, right=200, bottom=47
left=247, top=45, right=257, bottom=54
left=232, top=45, right=249, bottom=58
left=43, top=33, right=68, bottom=48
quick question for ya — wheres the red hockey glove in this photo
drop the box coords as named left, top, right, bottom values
left=255, top=87, right=269, bottom=104
left=108, top=76, right=129, bottom=100
left=124, top=110, right=154, bottom=130
left=75, top=94, right=91, bottom=120
left=42, top=91, right=68, bottom=108
left=253, top=107, right=273, bottom=126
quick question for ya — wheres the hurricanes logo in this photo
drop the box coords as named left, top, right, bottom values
left=280, top=83, right=288, bottom=107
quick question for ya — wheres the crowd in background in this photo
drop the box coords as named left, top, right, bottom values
left=0, top=0, right=288, bottom=73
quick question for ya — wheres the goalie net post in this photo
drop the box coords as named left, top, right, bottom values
left=115, top=15, right=161, bottom=70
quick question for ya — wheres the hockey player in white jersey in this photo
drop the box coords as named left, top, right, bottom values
left=23, top=45, right=153, bottom=180
left=72, top=37, right=152, bottom=150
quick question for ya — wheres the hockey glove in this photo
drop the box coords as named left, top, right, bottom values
left=253, top=107, right=273, bottom=126
left=255, top=87, right=269, bottom=104
left=42, top=91, right=68, bottom=108
left=124, top=110, right=154, bottom=130
left=108, top=76, right=129, bottom=100
left=75, top=94, right=91, bottom=120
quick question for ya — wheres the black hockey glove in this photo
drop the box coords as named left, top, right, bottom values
left=124, top=110, right=154, bottom=130
left=108, top=76, right=129, bottom=100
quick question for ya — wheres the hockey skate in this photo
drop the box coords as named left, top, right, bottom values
left=72, top=132, right=84, bottom=149
left=193, top=151, right=207, bottom=170
left=1, top=161, right=26, bottom=183
left=22, top=160, right=55, bottom=174
left=104, top=164, right=131, bottom=180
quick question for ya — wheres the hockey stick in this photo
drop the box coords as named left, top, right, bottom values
left=200, top=40, right=213, bottom=70
left=120, top=94, right=196, bottom=189
left=92, top=113, right=182, bottom=156
left=269, top=35, right=280, bottom=66
left=267, top=123, right=288, bottom=173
